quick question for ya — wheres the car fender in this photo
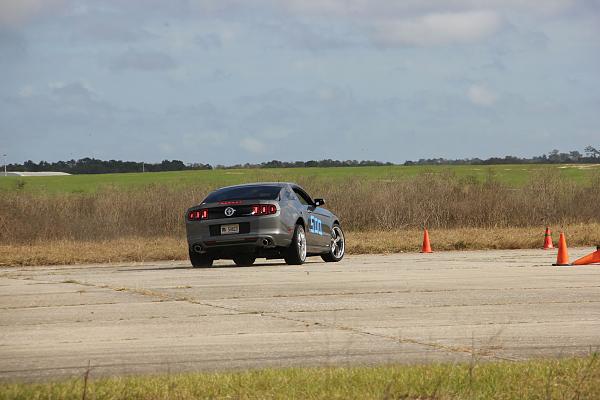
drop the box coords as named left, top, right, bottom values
left=280, top=202, right=303, bottom=237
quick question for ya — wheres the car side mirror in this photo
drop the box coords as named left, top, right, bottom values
left=314, top=198, right=325, bottom=206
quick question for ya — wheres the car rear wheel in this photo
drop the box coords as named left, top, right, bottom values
left=284, top=224, right=307, bottom=265
left=233, top=255, right=256, bottom=267
left=321, top=224, right=345, bottom=262
left=189, top=250, right=213, bottom=268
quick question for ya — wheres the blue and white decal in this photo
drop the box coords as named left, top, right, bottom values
left=309, top=215, right=323, bottom=236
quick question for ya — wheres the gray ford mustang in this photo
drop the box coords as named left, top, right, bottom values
left=185, top=182, right=345, bottom=267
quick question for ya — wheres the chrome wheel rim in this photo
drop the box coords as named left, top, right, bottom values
left=298, top=228, right=307, bottom=261
left=331, top=226, right=345, bottom=259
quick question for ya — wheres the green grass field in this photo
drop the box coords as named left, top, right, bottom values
left=1, top=164, right=598, bottom=193
left=1, top=356, right=598, bottom=400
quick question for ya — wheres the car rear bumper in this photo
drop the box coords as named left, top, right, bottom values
left=186, top=215, right=293, bottom=255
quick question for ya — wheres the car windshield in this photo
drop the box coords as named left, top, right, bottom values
left=203, top=185, right=282, bottom=203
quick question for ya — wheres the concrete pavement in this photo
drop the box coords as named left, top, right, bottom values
left=1, top=249, right=599, bottom=381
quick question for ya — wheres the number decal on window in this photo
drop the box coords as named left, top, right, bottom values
left=309, top=215, right=323, bottom=236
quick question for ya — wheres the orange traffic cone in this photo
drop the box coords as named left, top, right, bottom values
left=421, top=228, right=433, bottom=253
left=542, top=227, right=554, bottom=250
left=572, top=246, right=600, bottom=266
left=553, top=232, right=570, bottom=266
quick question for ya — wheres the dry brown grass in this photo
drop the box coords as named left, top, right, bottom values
left=1, top=171, right=599, bottom=266
left=0, top=237, right=185, bottom=267
left=2, top=225, right=599, bottom=266
left=348, top=224, right=600, bottom=253
left=2, top=170, right=600, bottom=244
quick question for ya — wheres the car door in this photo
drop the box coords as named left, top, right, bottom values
left=311, top=199, right=333, bottom=247
left=292, top=187, right=329, bottom=250
left=309, top=197, right=332, bottom=250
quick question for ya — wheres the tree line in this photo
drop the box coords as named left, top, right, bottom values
left=5, top=158, right=212, bottom=174
left=5, top=145, right=599, bottom=174
left=216, top=159, right=394, bottom=169
left=403, top=146, right=599, bottom=166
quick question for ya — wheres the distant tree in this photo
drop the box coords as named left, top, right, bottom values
left=7, top=145, right=599, bottom=175
left=569, top=151, right=582, bottom=162
left=548, top=149, right=561, bottom=162
left=584, top=145, right=599, bottom=158
left=23, top=160, right=37, bottom=171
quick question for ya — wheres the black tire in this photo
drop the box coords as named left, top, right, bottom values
left=233, top=255, right=256, bottom=267
left=284, top=224, right=307, bottom=265
left=321, top=224, right=345, bottom=263
left=189, top=250, right=213, bottom=268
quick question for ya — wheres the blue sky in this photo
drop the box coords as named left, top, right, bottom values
left=1, top=0, right=599, bottom=165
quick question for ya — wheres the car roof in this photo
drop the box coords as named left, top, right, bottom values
left=215, top=182, right=298, bottom=191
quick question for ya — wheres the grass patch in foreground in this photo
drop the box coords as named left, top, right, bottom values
left=1, top=225, right=599, bottom=266
left=1, top=356, right=599, bottom=400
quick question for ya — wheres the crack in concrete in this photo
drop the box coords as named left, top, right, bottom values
left=7, top=265, right=594, bottom=365
left=22, top=276, right=514, bottom=362
left=158, top=284, right=600, bottom=301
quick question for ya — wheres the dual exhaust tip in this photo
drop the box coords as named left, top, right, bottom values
left=192, top=238, right=273, bottom=253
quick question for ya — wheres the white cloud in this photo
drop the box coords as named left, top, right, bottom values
left=0, top=0, right=582, bottom=29
left=240, top=137, right=266, bottom=154
left=186, top=1, right=582, bottom=49
left=467, top=84, right=497, bottom=107
left=17, top=85, right=35, bottom=98
left=274, top=0, right=578, bottom=18
left=261, top=126, right=292, bottom=140
left=110, top=50, right=176, bottom=71
left=49, top=81, right=96, bottom=101
left=183, top=130, right=229, bottom=146
left=194, top=33, right=222, bottom=50
left=0, top=0, right=66, bottom=27
left=74, top=21, right=149, bottom=43
left=372, top=10, right=502, bottom=46
left=317, top=87, right=337, bottom=101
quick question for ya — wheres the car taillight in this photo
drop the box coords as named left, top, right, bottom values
left=188, top=209, right=208, bottom=221
left=251, top=204, right=277, bottom=216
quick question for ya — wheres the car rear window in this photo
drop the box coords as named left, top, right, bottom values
left=203, top=185, right=282, bottom=203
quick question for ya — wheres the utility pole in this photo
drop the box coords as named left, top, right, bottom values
left=2, top=154, right=6, bottom=177
left=142, top=162, right=145, bottom=173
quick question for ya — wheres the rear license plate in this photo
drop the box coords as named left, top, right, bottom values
left=220, top=224, right=239, bottom=235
